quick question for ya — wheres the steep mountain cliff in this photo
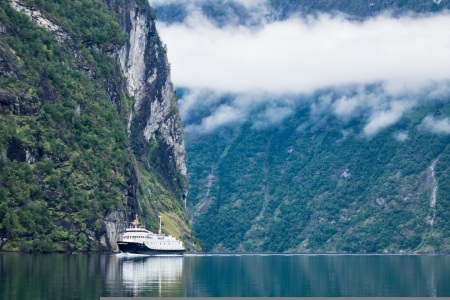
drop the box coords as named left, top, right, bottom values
left=0, top=0, right=199, bottom=252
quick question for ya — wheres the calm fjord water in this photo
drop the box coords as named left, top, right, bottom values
left=0, top=253, right=449, bottom=299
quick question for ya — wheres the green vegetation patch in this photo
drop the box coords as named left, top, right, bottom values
left=187, top=102, right=450, bottom=253
left=0, top=0, right=132, bottom=252
left=23, top=0, right=128, bottom=44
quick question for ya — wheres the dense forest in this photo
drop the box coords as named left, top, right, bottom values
left=0, top=0, right=131, bottom=252
left=0, top=0, right=199, bottom=252
left=186, top=92, right=450, bottom=252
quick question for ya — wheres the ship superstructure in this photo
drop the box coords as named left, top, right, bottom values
left=117, top=215, right=185, bottom=255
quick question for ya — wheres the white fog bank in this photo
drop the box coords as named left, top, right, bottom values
left=157, top=12, right=450, bottom=94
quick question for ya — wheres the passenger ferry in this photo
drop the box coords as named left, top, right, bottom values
left=117, top=215, right=185, bottom=255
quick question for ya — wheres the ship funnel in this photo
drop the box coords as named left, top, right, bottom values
left=132, top=214, right=140, bottom=228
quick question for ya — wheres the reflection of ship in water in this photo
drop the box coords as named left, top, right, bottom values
left=109, top=255, right=186, bottom=297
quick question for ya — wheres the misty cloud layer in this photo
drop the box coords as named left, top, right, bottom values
left=179, top=90, right=297, bottom=135
left=150, top=0, right=263, bottom=8
left=158, top=12, right=450, bottom=94
left=179, top=85, right=450, bottom=137
left=154, top=9, right=450, bottom=136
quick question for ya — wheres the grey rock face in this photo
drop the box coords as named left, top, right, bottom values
left=107, top=0, right=188, bottom=195
left=7, top=0, right=70, bottom=43
left=100, top=210, right=127, bottom=252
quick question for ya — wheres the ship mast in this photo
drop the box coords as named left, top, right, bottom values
left=158, top=216, right=162, bottom=235
left=132, top=214, right=140, bottom=228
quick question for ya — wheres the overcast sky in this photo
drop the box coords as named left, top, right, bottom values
left=151, top=5, right=450, bottom=136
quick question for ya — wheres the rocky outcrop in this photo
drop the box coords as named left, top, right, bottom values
left=7, top=0, right=69, bottom=42
left=99, top=210, right=126, bottom=251
left=0, top=43, right=41, bottom=116
left=106, top=0, right=188, bottom=201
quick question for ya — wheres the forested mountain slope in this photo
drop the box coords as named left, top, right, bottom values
left=186, top=96, right=450, bottom=252
left=0, top=0, right=200, bottom=252
left=152, top=0, right=450, bottom=26
left=160, top=0, right=450, bottom=253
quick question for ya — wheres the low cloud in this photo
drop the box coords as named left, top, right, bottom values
left=181, top=90, right=298, bottom=135
left=158, top=12, right=450, bottom=94
left=363, top=100, right=415, bottom=137
left=155, top=10, right=450, bottom=136
left=304, top=84, right=447, bottom=137
left=180, top=83, right=450, bottom=136
left=178, top=89, right=225, bottom=123
left=150, top=0, right=262, bottom=7
left=420, top=115, right=450, bottom=134
left=149, top=0, right=269, bottom=27
left=393, top=131, right=409, bottom=142
left=184, top=104, right=245, bottom=135
left=251, top=104, right=295, bottom=130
